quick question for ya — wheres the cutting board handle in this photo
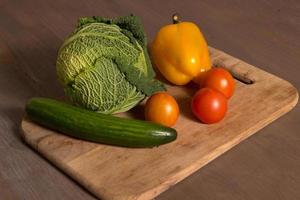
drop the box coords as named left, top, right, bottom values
left=210, top=47, right=256, bottom=85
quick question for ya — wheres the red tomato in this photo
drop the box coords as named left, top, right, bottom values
left=201, top=68, right=235, bottom=99
left=145, top=92, right=179, bottom=127
left=191, top=88, right=227, bottom=124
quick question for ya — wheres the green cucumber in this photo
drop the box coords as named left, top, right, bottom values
left=25, top=97, right=177, bottom=148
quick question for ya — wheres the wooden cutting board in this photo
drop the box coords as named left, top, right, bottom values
left=21, top=47, right=298, bottom=200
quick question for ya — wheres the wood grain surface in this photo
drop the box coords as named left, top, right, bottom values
left=21, top=47, right=298, bottom=200
left=1, top=0, right=300, bottom=200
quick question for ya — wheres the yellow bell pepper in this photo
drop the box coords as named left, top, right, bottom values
left=151, top=14, right=211, bottom=85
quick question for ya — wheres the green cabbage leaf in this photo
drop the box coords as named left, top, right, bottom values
left=56, top=15, right=164, bottom=114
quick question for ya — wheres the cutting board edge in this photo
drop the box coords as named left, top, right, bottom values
left=20, top=122, right=113, bottom=199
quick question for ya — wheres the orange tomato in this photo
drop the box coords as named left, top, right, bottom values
left=191, top=88, right=227, bottom=124
left=145, top=92, right=179, bottom=127
left=201, top=68, right=235, bottom=99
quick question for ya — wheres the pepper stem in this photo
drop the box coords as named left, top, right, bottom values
left=172, top=13, right=181, bottom=24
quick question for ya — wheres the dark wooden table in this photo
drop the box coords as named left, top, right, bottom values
left=1, top=0, right=299, bottom=199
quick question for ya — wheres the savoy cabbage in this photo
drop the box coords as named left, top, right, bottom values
left=56, top=15, right=164, bottom=114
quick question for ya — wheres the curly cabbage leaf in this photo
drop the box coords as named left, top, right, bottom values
left=56, top=15, right=165, bottom=114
